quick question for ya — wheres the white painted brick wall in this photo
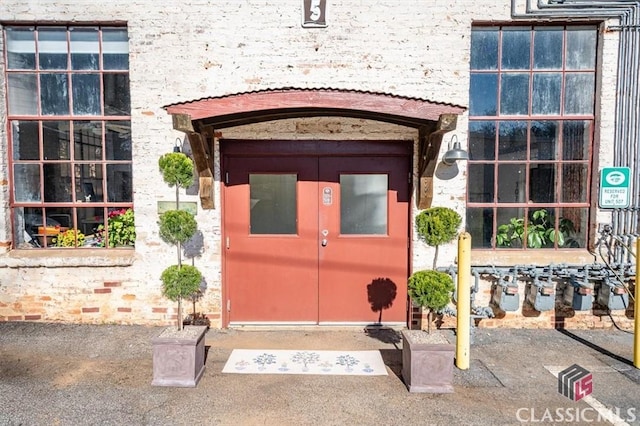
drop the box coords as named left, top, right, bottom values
left=0, top=1, right=624, bottom=329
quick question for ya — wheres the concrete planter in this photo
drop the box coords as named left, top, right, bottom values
left=152, top=325, right=207, bottom=387
left=401, top=329, right=454, bottom=393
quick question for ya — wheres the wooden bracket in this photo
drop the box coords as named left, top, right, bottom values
left=171, top=113, right=215, bottom=209
left=417, top=113, right=458, bottom=209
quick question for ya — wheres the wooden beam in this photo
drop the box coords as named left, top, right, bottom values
left=185, top=131, right=214, bottom=210
left=172, top=113, right=195, bottom=133
left=171, top=114, right=215, bottom=210
left=417, top=114, right=458, bottom=209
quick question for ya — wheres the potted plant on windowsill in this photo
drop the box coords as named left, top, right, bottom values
left=151, top=150, right=207, bottom=388
left=496, top=208, right=578, bottom=248
left=96, top=208, right=136, bottom=248
left=402, top=206, right=460, bottom=393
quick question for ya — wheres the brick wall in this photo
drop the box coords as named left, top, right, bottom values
left=0, top=1, right=627, bottom=329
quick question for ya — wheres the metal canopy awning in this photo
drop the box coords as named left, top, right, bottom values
left=163, top=88, right=467, bottom=210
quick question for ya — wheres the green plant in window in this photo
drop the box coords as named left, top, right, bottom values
left=53, top=229, right=85, bottom=247
left=496, top=209, right=577, bottom=248
left=99, top=208, right=136, bottom=247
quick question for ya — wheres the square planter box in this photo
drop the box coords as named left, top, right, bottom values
left=401, top=329, right=455, bottom=393
left=152, top=325, right=207, bottom=387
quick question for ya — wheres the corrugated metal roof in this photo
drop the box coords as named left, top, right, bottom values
left=163, top=86, right=466, bottom=110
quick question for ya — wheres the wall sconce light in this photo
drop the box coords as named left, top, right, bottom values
left=442, top=135, right=469, bottom=165
left=173, top=137, right=183, bottom=153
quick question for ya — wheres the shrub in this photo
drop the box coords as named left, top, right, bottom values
left=415, top=207, right=461, bottom=269
left=408, top=270, right=454, bottom=333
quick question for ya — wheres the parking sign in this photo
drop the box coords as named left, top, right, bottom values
left=599, top=167, right=630, bottom=209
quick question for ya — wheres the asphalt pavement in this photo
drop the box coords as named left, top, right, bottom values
left=0, top=321, right=638, bottom=425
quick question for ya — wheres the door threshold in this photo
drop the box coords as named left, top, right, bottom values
left=228, top=322, right=407, bottom=331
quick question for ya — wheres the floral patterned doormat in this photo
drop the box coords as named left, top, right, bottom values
left=221, top=349, right=388, bottom=376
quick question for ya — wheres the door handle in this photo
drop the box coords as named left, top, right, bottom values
left=321, top=239, right=328, bottom=247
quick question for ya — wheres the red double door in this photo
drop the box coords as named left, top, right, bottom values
left=222, top=141, right=410, bottom=325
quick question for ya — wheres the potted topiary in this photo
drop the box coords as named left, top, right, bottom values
left=402, top=206, right=461, bottom=393
left=151, top=150, right=207, bottom=387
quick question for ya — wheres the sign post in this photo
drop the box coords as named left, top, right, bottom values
left=599, top=167, right=631, bottom=209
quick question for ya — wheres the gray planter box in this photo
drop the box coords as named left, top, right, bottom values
left=152, top=325, right=207, bottom=387
left=401, top=329, right=454, bottom=393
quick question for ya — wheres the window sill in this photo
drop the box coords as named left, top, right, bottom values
left=469, top=249, right=596, bottom=267
left=0, top=248, right=136, bottom=268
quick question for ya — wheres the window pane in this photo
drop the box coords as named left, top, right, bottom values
left=559, top=207, right=587, bottom=248
left=566, top=28, right=597, bottom=70
left=501, top=28, right=531, bottom=70
left=497, top=163, right=526, bottom=203
left=12, top=121, right=39, bottom=160
left=500, top=73, right=529, bottom=115
left=78, top=207, right=105, bottom=237
left=43, top=121, right=71, bottom=160
left=532, top=73, right=561, bottom=115
left=533, top=27, right=563, bottom=69
left=469, top=121, right=496, bottom=160
left=75, top=163, right=104, bottom=202
left=562, top=121, right=590, bottom=160
left=6, top=27, right=36, bottom=69
left=47, top=208, right=74, bottom=228
left=467, top=208, right=493, bottom=248
left=249, top=174, right=297, bottom=234
left=530, top=163, right=556, bottom=203
left=498, top=121, right=527, bottom=160
left=468, top=164, right=495, bottom=202
left=72, top=74, right=101, bottom=115
left=106, top=121, right=132, bottom=160
left=562, top=164, right=588, bottom=202
left=13, top=164, right=41, bottom=202
left=8, top=74, right=38, bottom=115
left=103, top=28, right=129, bottom=70
left=15, top=208, right=43, bottom=248
left=106, top=164, right=132, bottom=202
left=531, top=121, right=559, bottom=160
left=340, top=174, right=387, bottom=235
left=469, top=73, right=498, bottom=116
left=471, top=28, right=498, bottom=70
left=44, top=163, right=72, bottom=202
left=104, top=74, right=130, bottom=115
left=74, top=121, right=103, bottom=161
left=38, top=27, right=68, bottom=70
left=70, top=27, right=99, bottom=70
left=564, top=73, right=594, bottom=114
left=40, top=73, right=69, bottom=115
left=496, top=207, right=524, bottom=249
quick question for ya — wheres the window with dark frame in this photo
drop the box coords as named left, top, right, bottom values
left=467, top=25, right=597, bottom=250
left=5, top=26, right=133, bottom=249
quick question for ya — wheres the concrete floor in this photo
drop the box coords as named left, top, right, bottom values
left=0, top=322, right=638, bottom=425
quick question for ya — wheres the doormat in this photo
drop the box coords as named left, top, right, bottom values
left=222, top=349, right=388, bottom=376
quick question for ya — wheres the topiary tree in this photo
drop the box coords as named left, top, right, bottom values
left=415, top=206, right=462, bottom=269
left=158, top=152, right=202, bottom=331
left=408, top=270, right=455, bottom=333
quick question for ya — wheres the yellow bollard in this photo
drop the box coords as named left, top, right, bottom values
left=635, top=238, right=640, bottom=368
left=456, top=232, right=472, bottom=370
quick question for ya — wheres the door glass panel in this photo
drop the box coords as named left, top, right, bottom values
left=249, top=174, right=297, bottom=234
left=340, top=174, right=387, bottom=235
